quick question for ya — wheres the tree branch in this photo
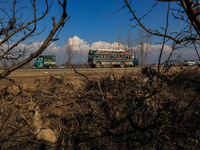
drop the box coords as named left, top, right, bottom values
left=0, top=0, right=69, bottom=79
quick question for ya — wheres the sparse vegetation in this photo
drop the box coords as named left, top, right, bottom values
left=0, top=67, right=200, bottom=149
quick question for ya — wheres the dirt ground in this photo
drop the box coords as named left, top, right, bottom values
left=0, top=68, right=141, bottom=88
left=0, top=66, right=199, bottom=149
left=0, top=66, right=192, bottom=89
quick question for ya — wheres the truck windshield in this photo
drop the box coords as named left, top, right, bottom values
left=37, top=57, right=43, bottom=61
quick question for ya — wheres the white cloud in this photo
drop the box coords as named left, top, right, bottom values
left=26, top=37, right=175, bottom=64
left=150, top=44, right=172, bottom=53
left=90, top=41, right=127, bottom=50
left=69, top=36, right=86, bottom=46
left=91, top=41, right=112, bottom=49
left=28, top=42, right=43, bottom=51
left=47, top=42, right=61, bottom=52
left=3, top=35, right=197, bottom=65
left=64, top=36, right=90, bottom=63
left=66, top=36, right=90, bottom=52
left=142, top=44, right=172, bottom=64
left=27, top=42, right=61, bottom=53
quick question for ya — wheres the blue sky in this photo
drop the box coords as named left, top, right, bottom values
left=44, top=0, right=172, bottom=45
left=52, top=0, right=133, bottom=45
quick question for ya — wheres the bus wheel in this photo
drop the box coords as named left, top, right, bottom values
left=120, top=62, right=125, bottom=68
left=90, top=64, right=95, bottom=68
left=96, top=62, right=101, bottom=68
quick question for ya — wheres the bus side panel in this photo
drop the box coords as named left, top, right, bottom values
left=88, top=50, right=137, bottom=68
left=94, top=58, right=135, bottom=67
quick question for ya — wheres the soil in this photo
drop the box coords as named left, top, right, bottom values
left=0, top=66, right=190, bottom=90
left=0, top=68, right=141, bottom=88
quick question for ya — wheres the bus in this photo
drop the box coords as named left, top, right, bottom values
left=34, top=55, right=56, bottom=68
left=88, top=49, right=138, bottom=68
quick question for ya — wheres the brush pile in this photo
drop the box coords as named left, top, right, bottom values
left=0, top=68, right=200, bottom=149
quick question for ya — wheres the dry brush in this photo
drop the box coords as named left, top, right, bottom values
left=0, top=68, right=200, bottom=149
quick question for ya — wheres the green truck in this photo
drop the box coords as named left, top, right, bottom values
left=34, top=55, right=56, bottom=68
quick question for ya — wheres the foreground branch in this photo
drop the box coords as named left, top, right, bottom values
left=0, top=0, right=70, bottom=79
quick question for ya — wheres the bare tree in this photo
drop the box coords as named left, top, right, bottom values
left=124, top=0, right=200, bottom=44
left=0, top=0, right=70, bottom=79
left=122, top=0, right=200, bottom=74
left=125, top=29, right=135, bottom=52
left=65, top=37, right=77, bottom=67
left=135, top=28, right=152, bottom=67
left=2, top=59, right=8, bottom=69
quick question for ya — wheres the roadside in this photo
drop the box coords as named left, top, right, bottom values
left=0, top=68, right=141, bottom=88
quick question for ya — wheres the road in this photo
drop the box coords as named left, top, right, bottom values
left=0, top=67, right=141, bottom=85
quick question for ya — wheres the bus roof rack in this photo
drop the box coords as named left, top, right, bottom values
left=97, top=49, right=126, bottom=51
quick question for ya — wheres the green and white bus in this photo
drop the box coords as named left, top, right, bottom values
left=88, top=49, right=138, bottom=68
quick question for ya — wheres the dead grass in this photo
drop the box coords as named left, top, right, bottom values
left=0, top=67, right=200, bottom=149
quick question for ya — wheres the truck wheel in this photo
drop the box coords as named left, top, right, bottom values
left=96, top=62, right=101, bottom=68
left=120, top=62, right=125, bottom=68
left=90, top=64, right=95, bottom=68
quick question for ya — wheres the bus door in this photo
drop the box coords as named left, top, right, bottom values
left=110, top=54, right=115, bottom=66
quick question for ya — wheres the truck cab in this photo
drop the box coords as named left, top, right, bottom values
left=35, top=56, right=44, bottom=67
left=133, top=58, right=139, bottom=66
left=184, top=60, right=195, bottom=66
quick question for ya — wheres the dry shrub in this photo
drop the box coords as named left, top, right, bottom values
left=0, top=75, right=75, bottom=149
left=0, top=68, right=200, bottom=149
